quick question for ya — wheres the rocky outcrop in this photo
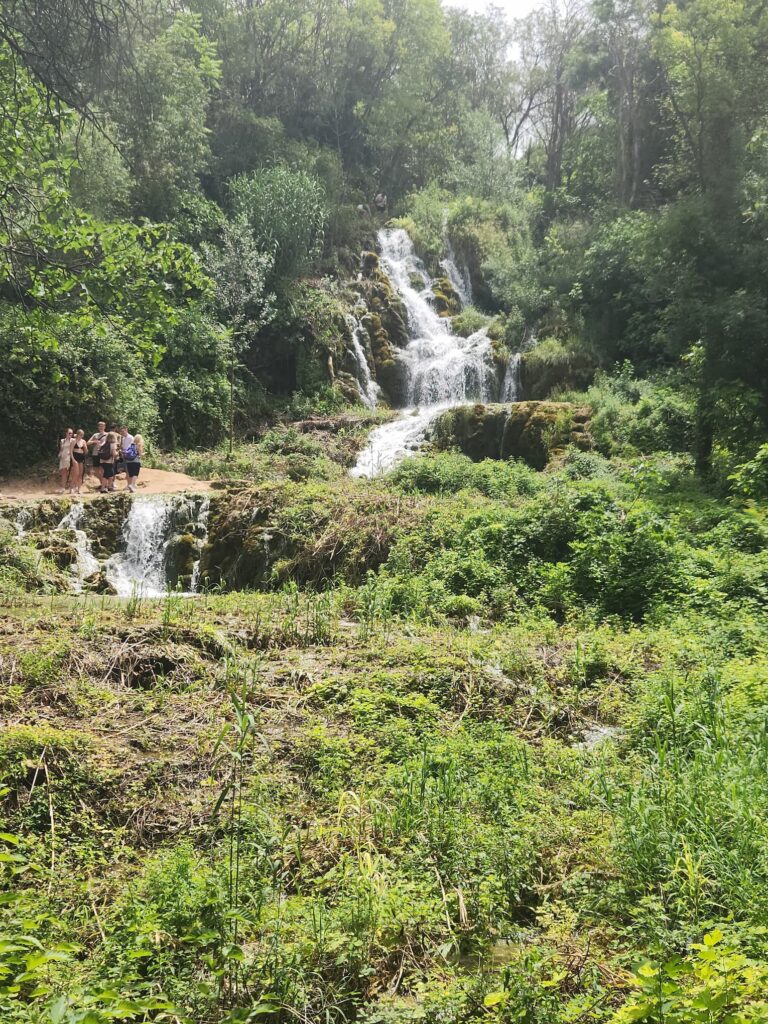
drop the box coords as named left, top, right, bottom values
left=356, top=251, right=409, bottom=398
left=430, top=401, right=592, bottom=469
left=519, top=340, right=596, bottom=400
left=430, top=277, right=462, bottom=318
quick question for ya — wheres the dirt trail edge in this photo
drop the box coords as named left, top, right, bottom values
left=0, top=467, right=211, bottom=502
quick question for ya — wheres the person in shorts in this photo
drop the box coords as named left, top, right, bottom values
left=119, top=426, right=141, bottom=492
left=125, top=432, right=143, bottom=492
left=87, top=421, right=108, bottom=489
left=99, top=431, right=118, bottom=492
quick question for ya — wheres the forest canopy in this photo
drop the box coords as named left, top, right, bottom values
left=0, top=0, right=767, bottom=483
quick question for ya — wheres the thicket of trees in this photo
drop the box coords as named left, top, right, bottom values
left=1, top=0, right=767, bottom=479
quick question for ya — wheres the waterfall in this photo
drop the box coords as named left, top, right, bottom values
left=105, top=497, right=173, bottom=597
left=189, top=496, right=211, bottom=593
left=440, top=249, right=472, bottom=307
left=56, top=504, right=100, bottom=584
left=14, top=508, right=30, bottom=538
left=501, top=352, right=521, bottom=403
left=105, top=494, right=211, bottom=597
left=345, top=315, right=380, bottom=408
left=351, top=228, right=497, bottom=478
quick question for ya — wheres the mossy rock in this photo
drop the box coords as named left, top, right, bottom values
left=165, top=533, right=198, bottom=590
left=35, top=535, right=79, bottom=571
left=409, top=272, right=427, bottom=292
left=430, top=277, right=462, bottom=318
left=430, top=401, right=592, bottom=469
left=361, top=251, right=379, bottom=273
left=520, top=340, right=596, bottom=399
left=84, top=570, right=117, bottom=595
left=81, top=494, right=132, bottom=556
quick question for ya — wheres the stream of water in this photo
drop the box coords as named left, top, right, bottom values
left=352, top=228, right=513, bottom=478
left=104, top=494, right=210, bottom=597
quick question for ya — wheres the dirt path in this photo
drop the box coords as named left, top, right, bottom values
left=0, top=467, right=211, bottom=502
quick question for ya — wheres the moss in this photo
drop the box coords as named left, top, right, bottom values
left=81, top=494, right=132, bottom=556
left=520, top=338, right=596, bottom=399
left=430, top=401, right=592, bottom=469
left=165, top=532, right=198, bottom=590
left=361, top=251, right=379, bottom=273
left=408, top=272, right=426, bottom=292
left=452, top=305, right=490, bottom=338
left=430, top=276, right=462, bottom=318
left=200, top=482, right=423, bottom=590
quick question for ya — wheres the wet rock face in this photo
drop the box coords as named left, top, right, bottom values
left=430, top=402, right=593, bottom=469
left=356, top=251, right=409, bottom=400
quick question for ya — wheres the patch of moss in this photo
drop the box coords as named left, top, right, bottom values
left=430, top=276, right=462, bottom=318
left=430, top=401, right=592, bottom=469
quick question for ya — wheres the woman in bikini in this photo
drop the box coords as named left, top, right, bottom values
left=70, top=429, right=87, bottom=494
left=58, top=428, right=74, bottom=493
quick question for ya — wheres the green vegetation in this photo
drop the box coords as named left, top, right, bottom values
left=2, top=416, right=768, bottom=1020
left=2, top=0, right=768, bottom=1020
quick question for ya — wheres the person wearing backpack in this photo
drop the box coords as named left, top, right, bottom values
left=119, top=426, right=142, bottom=492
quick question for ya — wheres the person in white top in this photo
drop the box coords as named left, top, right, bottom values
left=57, top=428, right=74, bottom=493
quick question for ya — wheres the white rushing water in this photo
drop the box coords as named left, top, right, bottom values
left=56, top=504, right=99, bottom=584
left=351, top=228, right=498, bottom=478
left=440, top=248, right=472, bottom=308
left=501, top=352, right=521, bottom=403
left=14, top=508, right=30, bottom=538
left=106, top=497, right=173, bottom=597
left=189, top=496, right=211, bottom=593
left=346, top=315, right=380, bottom=408
left=105, top=494, right=211, bottom=597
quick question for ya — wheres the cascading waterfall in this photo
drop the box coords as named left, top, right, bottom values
left=105, top=494, right=211, bottom=597
left=345, top=314, right=380, bottom=408
left=14, top=508, right=30, bottom=538
left=189, top=496, right=211, bottom=592
left=501, top=352, right=521, bottom=403
left=105, top=497, right=173, bottom=597
left=352, top=227, right=498, bottom=478
left=440, top=248, right=472, bottom=308
left=56, top=504, right=99, bottom=583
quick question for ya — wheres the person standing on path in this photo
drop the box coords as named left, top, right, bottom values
left=57, top=428, right=74, bottom=492
left=99, top=431, right=119, bottom=492
left=87, top=421, right=108, bottom=490
left=119, top=428, right=143, bottom=492
left=70, top=430, right=88, bottom=494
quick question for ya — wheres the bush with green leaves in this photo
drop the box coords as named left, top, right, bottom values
left=229, top=166, right=327, bottom=287
left=614, top=928, right=768, bottom=1024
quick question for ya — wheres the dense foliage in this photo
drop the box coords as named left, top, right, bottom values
left=1, top=0, right=767, bottom=478
left=2, top=0, right=768, bottom=1020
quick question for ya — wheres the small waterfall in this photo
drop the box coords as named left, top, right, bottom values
left=440, top=249, right=472, bottom=307
left=351, top=228, right=496, bottom=477
left=105, top=497, right=173, bottom=597
left=56, top=504, right=100, bottom=584
left=189, top=496, right=211, bottom=593
left=345, top=315, right=380, bottom=408
left=501, top=352, right=521, bottom=402
left=14, top=508, right=30, bottom=539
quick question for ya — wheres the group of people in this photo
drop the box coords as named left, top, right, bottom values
left=58, top=421, right=144, bottom=495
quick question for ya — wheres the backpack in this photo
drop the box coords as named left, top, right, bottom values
left=124, top=441, right=137, bottom=460
left=99, top=437, right=112, bottom=459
